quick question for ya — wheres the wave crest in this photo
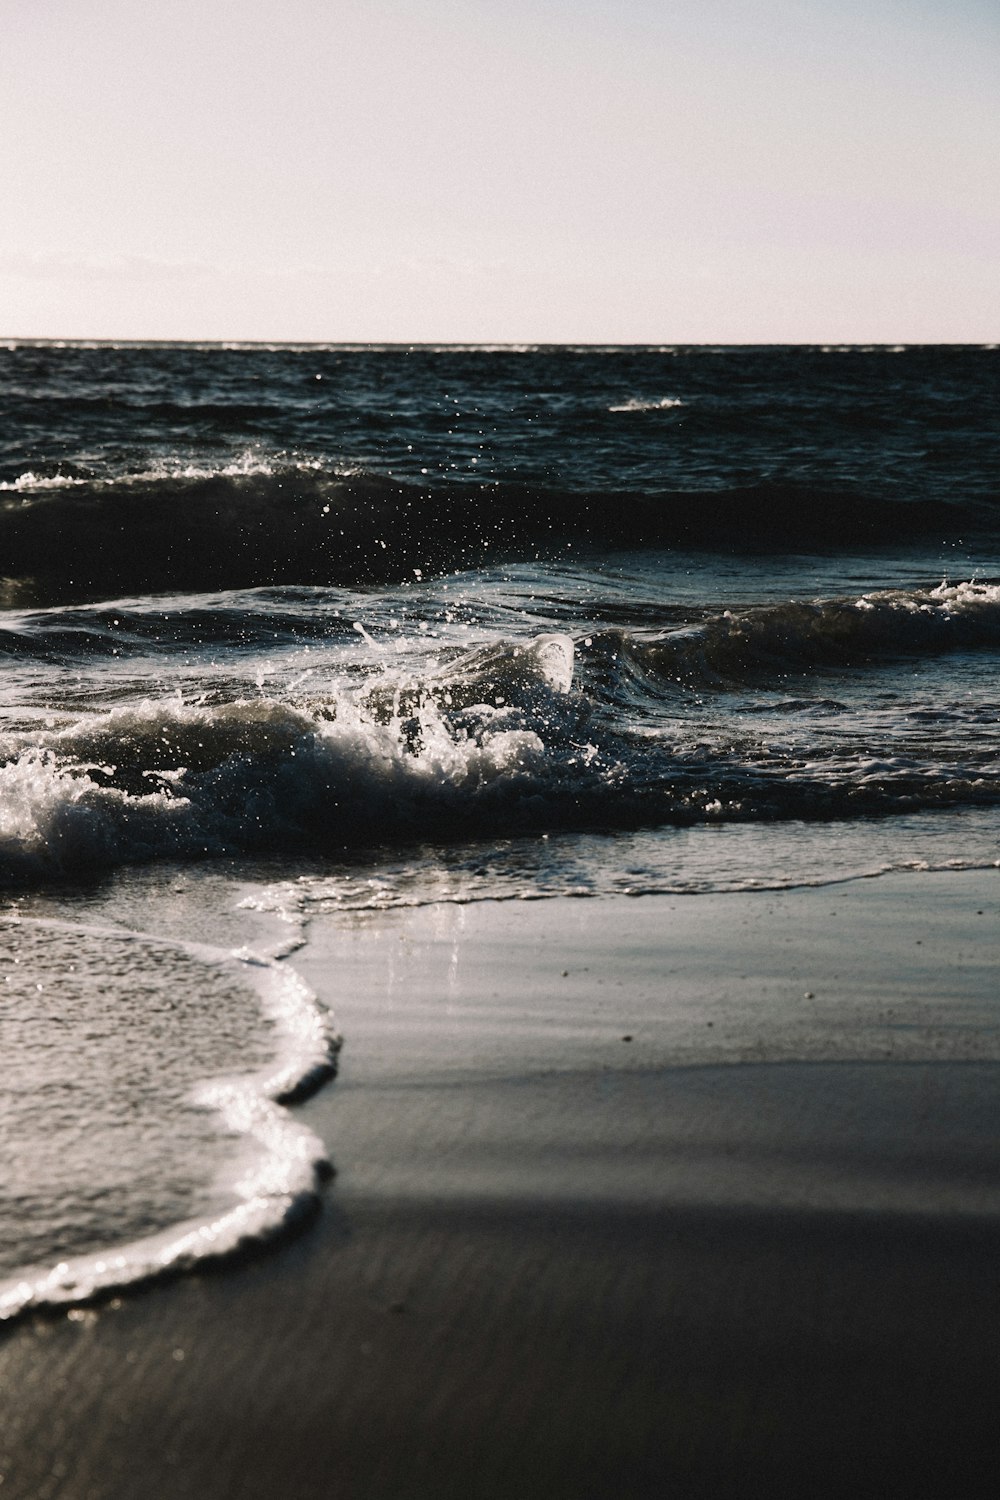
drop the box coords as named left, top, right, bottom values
left=628, top=582, right=1000, bottom=689
left=0, top=463, right=980, bottom=606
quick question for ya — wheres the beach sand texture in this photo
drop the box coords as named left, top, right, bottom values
left=2, top=871, right=999, bottom=1498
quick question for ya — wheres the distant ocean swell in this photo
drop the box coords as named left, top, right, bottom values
left=1, top=465, right=987, bottom=606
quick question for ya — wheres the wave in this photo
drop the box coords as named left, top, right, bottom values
left=0, top=463, right=987, bottom=607
left=614, top=581, right=1000, bottom=690
left=0, top=636, right=581, bottom=879
left=3, top=619, right=1000, bottom=885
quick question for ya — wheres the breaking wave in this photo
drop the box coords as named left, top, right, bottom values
left=4, top=601, right=1000, bottom=884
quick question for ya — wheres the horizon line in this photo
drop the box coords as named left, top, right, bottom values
left=3, top=337, right=998, bottom=351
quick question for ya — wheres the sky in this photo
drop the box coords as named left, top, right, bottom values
left=1, top=0, right=997, bottom=343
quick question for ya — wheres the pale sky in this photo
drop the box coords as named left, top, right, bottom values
left=2, top=0, right=997, bottom=342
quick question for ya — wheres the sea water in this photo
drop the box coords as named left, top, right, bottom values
left=1, top=342, right=998, bottom=1315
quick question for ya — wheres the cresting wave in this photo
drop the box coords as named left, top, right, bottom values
left=0, top=916, right=339, bottom=1323
left=0, top=463, right=982, bottom=606
left=0, top=636, right=581, bottom=880
left=624, top=579, right=1000, bottom=687
left=3, top=592, right=1000, bottom=884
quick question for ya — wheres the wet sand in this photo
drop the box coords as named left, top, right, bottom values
left=2, top=872, right=1000, bottom=1498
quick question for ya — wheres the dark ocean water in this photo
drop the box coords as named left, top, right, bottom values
left=2, top=342, right=997, bottom=604
left=1, top=341, right=998, bottom=1316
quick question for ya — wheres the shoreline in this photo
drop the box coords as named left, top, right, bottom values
left=3, top=870, right=1000, bottom=1497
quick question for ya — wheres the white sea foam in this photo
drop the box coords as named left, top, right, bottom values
left=0, top=452, right=336, bottom=494
left=0, top=916, right=338, bottom=1322
left=0, top=470, right=89, bottom=492
left=608, top=396, right=686, bottom=412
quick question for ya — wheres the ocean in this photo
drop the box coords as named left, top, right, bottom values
left=1, top=340, right=998, bottom=1319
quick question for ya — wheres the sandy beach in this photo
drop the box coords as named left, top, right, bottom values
left=2, top=870, right=1000, bottom=1498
